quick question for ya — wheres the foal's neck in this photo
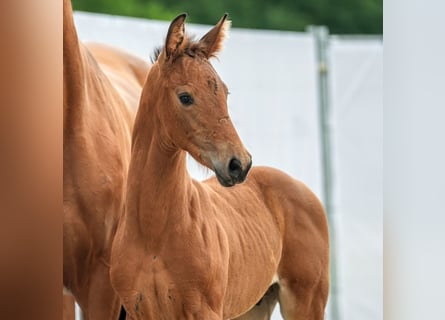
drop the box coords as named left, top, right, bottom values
left=129, top=102, right=193, bottom=239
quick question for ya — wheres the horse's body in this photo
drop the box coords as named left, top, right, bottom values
left=111, top=13, right=329, bottom=320
left=86, top=43, right=149, bottom=113
left=63, top=0, right=150, bottom=318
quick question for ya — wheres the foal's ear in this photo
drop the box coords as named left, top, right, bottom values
left=164, top=13, right=187, bottom=61
left=199, top=14, right=231, bottom=58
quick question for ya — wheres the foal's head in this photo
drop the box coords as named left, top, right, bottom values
left=141, top=14, right=252, bottom=187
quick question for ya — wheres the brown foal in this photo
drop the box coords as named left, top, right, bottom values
left=110, top=13, right=329, bottom=320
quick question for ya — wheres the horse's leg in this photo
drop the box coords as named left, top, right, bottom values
left=83, top=261, right=122, bottom=320
left=278, top=244, right=329, bottom=320
left=63, top=294, right=75, bottom=320
left=275, top=185, right=330, bottom=320
left=276, top=225, right=329, bottom=319
left=276, top=275, right=328, bottom=320
left=233, top=284, right=279, bottom=320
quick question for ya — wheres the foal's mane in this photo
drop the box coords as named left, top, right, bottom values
left=150, top=34, right=225, bottom=64
left=150, top=46, right=162, bottom=64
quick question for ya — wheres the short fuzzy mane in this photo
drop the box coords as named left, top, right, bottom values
left=151, top=34, right=216, bottom=63
left=150, top=46, right=162, bottom=63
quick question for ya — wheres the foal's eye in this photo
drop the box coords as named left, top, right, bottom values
left=178, top=93, right=194, bottom=106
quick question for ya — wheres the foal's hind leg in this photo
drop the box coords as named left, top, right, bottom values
left=277, top=275, right=328, bottom=320
left=276, top=183, right=330, bottom=319
left=277, top=223, right=329, bottom=319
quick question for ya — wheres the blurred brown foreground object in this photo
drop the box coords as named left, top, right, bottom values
left=0, top=0, right=62, bottom=319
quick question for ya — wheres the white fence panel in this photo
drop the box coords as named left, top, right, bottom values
left=330, top=37, right=383, bottom=320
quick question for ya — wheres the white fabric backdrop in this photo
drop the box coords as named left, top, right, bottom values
left=73, top=12, right=382, bottom=320
left=329, top=37, right=383, bottom=320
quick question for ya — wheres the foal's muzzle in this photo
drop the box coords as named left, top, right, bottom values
left=215, top=156, right=252, bottom=187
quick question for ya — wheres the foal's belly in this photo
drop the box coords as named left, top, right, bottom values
left=219, top=209, right=282, bottom=318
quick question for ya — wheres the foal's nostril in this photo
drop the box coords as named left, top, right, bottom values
left=228, top=158, right=243, bottom=179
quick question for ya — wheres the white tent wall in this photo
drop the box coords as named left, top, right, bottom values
left=72, top=12, right=382, bottom=320
left=329, top=37, right=383, bottom=320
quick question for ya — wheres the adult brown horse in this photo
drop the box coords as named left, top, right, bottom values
left=110, top=14, right=329, bottom=319
left=63, top=0, right=150, bottom=318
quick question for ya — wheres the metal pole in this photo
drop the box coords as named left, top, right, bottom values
left=307, top=25, right=340, bottom=320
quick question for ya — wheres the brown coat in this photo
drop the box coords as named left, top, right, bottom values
left=110, top=14, right=329, bottom=320
left=63, top=0, right=150, bottom=318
